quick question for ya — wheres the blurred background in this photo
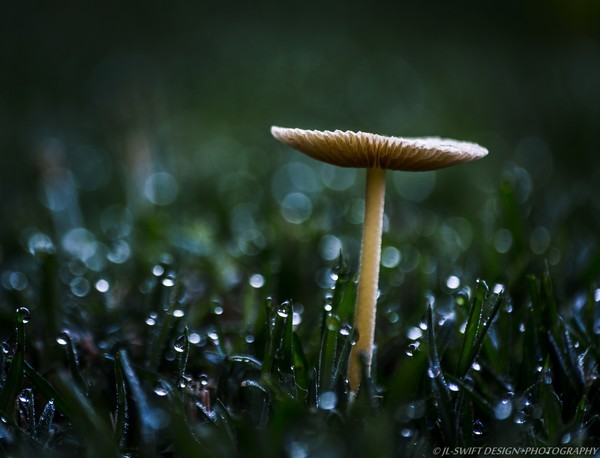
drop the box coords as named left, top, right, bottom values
left=1, top=0, right=599, bottom=313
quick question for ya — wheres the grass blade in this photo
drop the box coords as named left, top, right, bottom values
left=0, top=309, right=26, bottom=419
left=457, top=280, right=486, bottom=377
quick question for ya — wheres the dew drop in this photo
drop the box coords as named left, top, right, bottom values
left=188, top=332, right=201, bottom=344
left=173, top=309, right=185, bottom=318
left=207, top=330, right=219, bottom=341
left=446, top=275, right=460, bottom=289
left=16, top=307, right=31, bottom=324
left=70, top=277, right=90, bottom=297
left=406, top=326, right=423, bottom=340
left=543, top=367, right=553, bottom=384
left=213, top=306, right=223, bottom=316
left=152, top=265, right=165, bottom=277
left=95, top=278, right=110, bottom=293
left=249, top=273, right=265, bottom=288
left=419, top=321, right=427, bottom=331
left=471, top=361, right=481, bottom=371
left=406, top=342, right=420, bottom=357
left=561, top=432, right=572, bottom=444
left=339, top=324, right=352, bottom=337
left=318, top=391, right=337, bottom=410
left=292, top=311, right=302, bottom=326
left=153, top=381, right=169, bottom=397
left=400, top=428, right=414, bottom=438
left=277, top=308, right=289, bottom=318
left=325, top=314, right=340, bottom=331
left=473, top=420, right=486, bottom=436
left=56, top=331, right=70, bottom=346
left=146, top=316, right=156, bottom=326
left=174, top=335, right=187, bottom=353
left=245, top=334, right=255, bottom=344
left=427, top=365, right=440, bottom=379
left=199, top=374, right=209, bottom=387
left=18, top=389, right=32, bottom=404
left=448, top=382, right=460, bottom=392
left=162, top=275, right=175, bottom=287
left=494, top=399, right=513, bottom=420
left=514, top=411, right=526, bottom=425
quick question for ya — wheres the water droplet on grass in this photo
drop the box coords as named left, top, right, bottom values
left=16, top=307, right=30, bottom=324
left=446, top=275, right=460, bottom=289
left=448, top=382, right=460, bottom=392
left=494, top=399, right=513, bottom=420
left=199, top=374, right=209, bottom=387
left=174, top=335, right=187, bottom=353
left=245, top=334, right=255, bottom=344
left=427, top=366, right=440, bottom=379
left=249, top=273, right=265, bottom=288
left=514, top=411, right=526, bottom=424
left=8, top=272, right=28, bottom=291
left=561, top=432, right=572, bottom=444
left=473, top=420, right=486, bottom=436
left=153, top=381, right=169, bottom=397
left=56, top=332, right=70, bottom=346
left=400, top=428, right=414, bottom=438
left=406, top=342, right=420, bottom=357
left=173, top=309, right=185, bottom=318
left=162, top=275, right=175, bottom=287
left=543, top=368, right=553, bottom=384
left=318, top=391, right=337, bottom=410
left=152, top=265, right=164, bottom=277
left=95, top=278, right=110, bottom=293
left=189, top=332, right=201, bottom=344
left=70, top=277, right=90, bottom=297
left=212, top=306, right=223, bottom=316
left=207, top=330, right=219, bottom=341
left=406, top=326, right=422, bottom=340
left=339, top=324, right=352, bottom=336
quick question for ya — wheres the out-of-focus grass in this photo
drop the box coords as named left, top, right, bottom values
left=1, top=169, right=600, bottom=456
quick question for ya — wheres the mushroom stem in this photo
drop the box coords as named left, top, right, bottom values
left=348, top=166, right=386, bottom=392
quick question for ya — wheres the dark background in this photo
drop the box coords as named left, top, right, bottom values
left=1, top=0, right=599, bottom=303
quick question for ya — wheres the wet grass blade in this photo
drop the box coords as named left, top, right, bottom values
left=59, top=332, right=88, bottom=393
left=177, top=327, right=191, bottom=387
left=468, top=291, right=504, bottom=373
left=457, top=280, right=486, bottom=377
left=539, top=357, right=564, bottom=443
left=0, top=311, right=26, bottom=419
left=318, top=312, right=340, bottom=393
left=34, top=399, right=55, bottom=446
left=118, top=349, right=157, bottom=454
left=113, top=353, right=128, bottom=449
left=426, top=301, right=454, bottom=445
left=147, top=282, right=183, bottom=371
left=52, top=371, right=119, bottom=458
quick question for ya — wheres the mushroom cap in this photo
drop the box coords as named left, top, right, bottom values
left=271, top=126, right=488, bottom=171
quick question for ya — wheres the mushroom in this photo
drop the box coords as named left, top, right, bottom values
left=270, top=126, right=488, bottom=393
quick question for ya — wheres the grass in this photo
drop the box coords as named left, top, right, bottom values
left=1, top=172, right=600, bottom=457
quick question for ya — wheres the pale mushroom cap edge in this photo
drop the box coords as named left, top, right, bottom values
left=271, top=126, right=488, bottom=171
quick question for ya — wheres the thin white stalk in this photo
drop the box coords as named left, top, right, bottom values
left=348, top=167, right=386, bottom=392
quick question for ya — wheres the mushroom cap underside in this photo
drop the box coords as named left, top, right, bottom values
left=271, top=126, right=488, bottom=171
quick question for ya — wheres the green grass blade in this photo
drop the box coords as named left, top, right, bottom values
left=118, top=349, right=157, bottom=454
left=0, top=310, right=26, bottom=419
left=457, top=279, right=486, bottom=377
left=426, top=301, right=454, bottom=445
left=318, top=312, right=340, bottom=393
left=539, top=357, right=564, bottom=443
left=113, top=353, right=128, bottom=449
left=51, top=371, right=119, bottom=458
